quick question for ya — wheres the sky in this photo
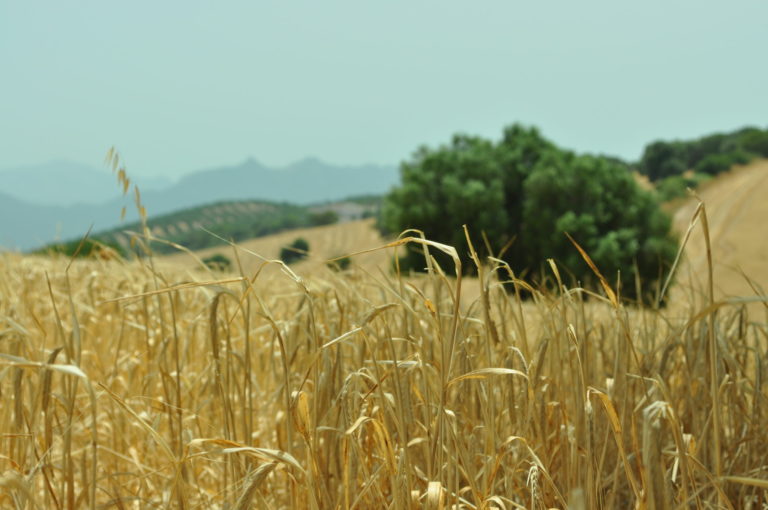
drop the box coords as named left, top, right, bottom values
left=1, top=1, right=767, bottom=178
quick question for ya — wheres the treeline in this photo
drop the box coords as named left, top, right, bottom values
left=639, top=126, right=768, bottom=201
left=382, top=124, right=678, bottom=304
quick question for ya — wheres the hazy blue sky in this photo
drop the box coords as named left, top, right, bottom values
left=2, top=1, right=766, bottom=178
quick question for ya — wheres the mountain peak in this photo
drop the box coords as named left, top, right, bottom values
left=240, top=156, right=266, bottom=169
left=288, top=156, right=327, bottom=169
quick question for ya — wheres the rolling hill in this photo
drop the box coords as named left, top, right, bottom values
left=160, top=217, right=391, bottom=274
left=37, top=195, right=382, bottom=257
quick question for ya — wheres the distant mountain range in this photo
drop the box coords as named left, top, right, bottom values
left=0, top=160, right=172, bottom=207
left=0, top=158, right=398, bottom=251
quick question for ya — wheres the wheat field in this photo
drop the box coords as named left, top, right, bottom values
left=1, top=216, right=767, bottom=510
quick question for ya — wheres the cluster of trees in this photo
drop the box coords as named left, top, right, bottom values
left=640, top=126, right=768, bottom=182
left=382, top=125, right=679, bottom=303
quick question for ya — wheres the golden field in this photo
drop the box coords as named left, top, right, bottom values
left=2, top=163, right=768, bottom=509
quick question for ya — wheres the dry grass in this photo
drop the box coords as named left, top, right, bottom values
left=1, top=210, right=767, bottom=509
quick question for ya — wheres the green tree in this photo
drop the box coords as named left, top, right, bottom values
left=639, top=141, right=688, bottom=181
left=695, top=150, right=752, bottom=175
left=655, top=173, right=711, bottom=202
left=736, top=127, right=768, bottom=157
left=521, top=155, right=677, bottom=300
left=494, top=124, right=566, bottom=269
left=382, top=134, right=507, bottom=271
left=684, top=133, right=727, bottom=168
left=638, top=126, right=766, bottom=183
left=383, top=125, right=678, bottom=303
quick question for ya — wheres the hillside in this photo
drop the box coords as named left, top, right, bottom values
left=670, top=158, right=768, bottom=304
left=161, top=218, right=390, bottom=273
left=39, top=197, right=381, bottom=257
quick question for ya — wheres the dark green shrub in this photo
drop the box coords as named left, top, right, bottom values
left=639, top=141, right=688, bottom=181
left=639, top=127, right=766, bottom=183
left=656, top=176, right=689, bottom=202
left=685, top=133, right=727, bottom=168
left=326, top=255, right=351, bottom=271
left=655, top=173, right=711, bottom=202
left=738, top=128, right=768, bottom=157
left=695, top=150, right=753, bottom=175
left=280, top=237, right=310, bottom=264
left=203, top=253, right=232, bottom=271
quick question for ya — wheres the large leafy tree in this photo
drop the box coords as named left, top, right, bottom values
left=383, top=124, right=678, bottom=303
left=494, top=124, right=564, bottom=269
left=639, top=141, right=688, bottom=181
left=381, top=134, right=508, bottom=270
left=736, top=127, right=768, bottom=157
left=521, top=154, right=677, bottom=298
